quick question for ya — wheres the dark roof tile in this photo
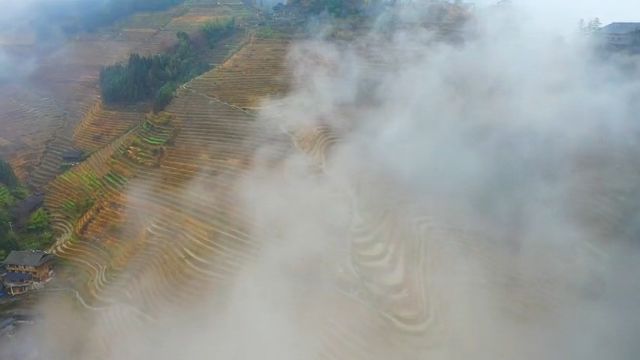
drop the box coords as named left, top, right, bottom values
left=601, top=22, right=640, bottom=34
left=3, top=272, right=32, bottom=284
left=2, top=250, right=53, bottom=267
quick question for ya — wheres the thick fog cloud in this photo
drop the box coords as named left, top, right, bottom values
left=0, top=0, right=97, bottom=82
left=0, top=0, right=80, bottom=25
left=0, top=1, right=45, bottom=24
left=4, top=2, right=640, bottom=359
left=242, top=7, right=640, bottom=358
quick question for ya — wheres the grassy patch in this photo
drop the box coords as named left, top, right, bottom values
left=114, top=7, right=184, bottom=29
left=255, top=26, right=289, bottom=39
left=0, top=159, right=54, bottom=257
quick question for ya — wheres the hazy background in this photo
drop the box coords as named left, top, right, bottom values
left=476, top=0, right=639, bottom=33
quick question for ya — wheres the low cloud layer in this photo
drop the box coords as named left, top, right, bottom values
left=4, top=2, right=640, bottom=359
left=243, top=8, right=640, bottom=357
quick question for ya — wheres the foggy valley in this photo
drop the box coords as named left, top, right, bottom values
left=1, top=1, right=640, bottom=359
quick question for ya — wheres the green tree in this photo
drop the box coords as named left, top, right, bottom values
left=10, top=186, right=29, bottom=201
left=202, top=18, right=236, bottom=47
left=0, top=185, right=14, bottom=207
left=0, top=208, right=11, bottom=235
left=0, top=159, right=18, bottom=188
left=27, top=208, right=50, bottom=233
left=100, top=31, right=210, bottom=112
left=153, top=82, right=178, bottom=113
left=0, top=208, right=18, bottom=260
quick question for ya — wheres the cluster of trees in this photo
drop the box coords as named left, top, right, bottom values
left=0, top=161, right=19, bottom=258
left=100, top=19, right=236, bottom=112
left=202, top=18, right=236, bottom=47
left=0, top=160, right=18, bottom=189
left=0, top=159, right=53, bottom=260
left=326, top=0, right=363, bottom=17
left=100, top=32, right=208, bottom=112
left=287, top=0, right=365, bottom=17
left=579, top=18, right=602, bottom=34
left=0, top=208, right=19, bottom=260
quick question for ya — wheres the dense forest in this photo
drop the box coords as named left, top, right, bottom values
left=100, top=19, right=235, bottom=112
left=288, top=0, right=366, bottom=17
left=0, top=159, right=53, bottom=260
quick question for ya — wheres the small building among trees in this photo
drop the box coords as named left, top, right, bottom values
left=1, top=250, right=55, bottom=296
left=599, top=22, right=640, bottom=49
left=3, top=273, right=33, bottom=296
left=61, top=149, right=84, bottom=166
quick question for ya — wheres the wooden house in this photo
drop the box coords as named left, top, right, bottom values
left=1, top=250, right=55, bottom=295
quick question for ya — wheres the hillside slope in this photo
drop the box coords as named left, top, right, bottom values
left=0, top=0, right=250, bottom=189
left=45, top=35, right=292, bottom=310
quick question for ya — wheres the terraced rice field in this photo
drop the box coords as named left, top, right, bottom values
left=189, top=37, right=292, bottom=109
left=70, top=31, right=248, bottom=156
left=0, top=10, right=452, bottom=353
left=0, top=0, right=252, bottom=190
left=0, top=38, right=135, bottom=188
left=0, top=86, right=66, bottom=182
left=73, top=102, right=145, bottom=153
left=40, top=31, right=455, bottom=357
left=117, top=0, right=251, bottom=55
left=45, top=41, right=281, bottom=305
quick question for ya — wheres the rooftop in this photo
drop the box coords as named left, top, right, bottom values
left=2, top=250, right=54, bottom=267
left=62, top=149, right=83, bottom=161
left=3, top=272, right=32, bottom=284
left=600, top=22, right=640, bottom=35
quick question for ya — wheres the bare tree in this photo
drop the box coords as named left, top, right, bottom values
left=587, top=17, right=602, bottom=32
